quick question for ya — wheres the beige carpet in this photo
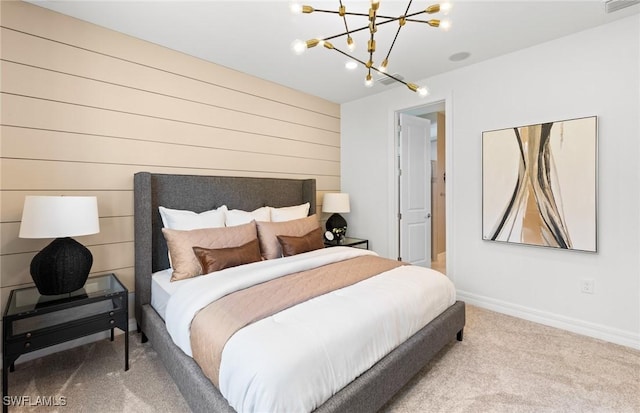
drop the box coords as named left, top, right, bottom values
left=5, top=305, right=639, bottom=412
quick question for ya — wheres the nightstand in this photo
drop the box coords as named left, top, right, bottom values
left=324, top=236, right=369, bottom=250
left=2, top=273, right=128, bottom=412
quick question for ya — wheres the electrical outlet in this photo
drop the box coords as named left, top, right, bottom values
left=581, top=279, right=595, bottom=294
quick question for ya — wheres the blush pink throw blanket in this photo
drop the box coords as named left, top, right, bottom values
left=190, top=255, right=404, bottom=387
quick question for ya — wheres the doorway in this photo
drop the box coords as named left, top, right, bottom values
left=396, top=101, right=447, bottom=273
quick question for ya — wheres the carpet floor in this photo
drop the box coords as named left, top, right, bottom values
left=4, top=305, right=639, bottom=412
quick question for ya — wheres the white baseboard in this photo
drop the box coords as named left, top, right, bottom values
left=457, top=290, right=640, bottom=350
left=1, top=293, right=139, bottom=369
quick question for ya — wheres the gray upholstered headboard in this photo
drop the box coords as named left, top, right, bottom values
left=133, top=172, right=316, bottom=324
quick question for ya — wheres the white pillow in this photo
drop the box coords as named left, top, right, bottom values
left=225, top=206, right=271, bottom=227
left=270, top=202, right=311, bottom=222
left=159, top=205, right=227, bottom=230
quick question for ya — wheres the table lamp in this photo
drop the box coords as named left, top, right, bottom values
left=19, top=196, right=100, bottom=295
left=322, top=193, right=350, bottom=241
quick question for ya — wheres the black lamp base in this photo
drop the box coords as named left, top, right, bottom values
left=326, top=213, right=348, bottom=240
left=30, top=237, right=93, bottom=295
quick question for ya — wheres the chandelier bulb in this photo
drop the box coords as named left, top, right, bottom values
left=440, top=3, right=452, bottom=14
left=290, top=3, right=303, bottom=14
left=440, top=20, right=451, bottom=30
left=379, top=58, right=388, bottom=73
left=345, top=61, right=358, bottom=70
left=406, top=83, right=429, bottom=97
left=291, top=39, right=307, bottom=55
left=347, top=36, right=356, bottom=51
left=364, top=74, right=374, bottom=88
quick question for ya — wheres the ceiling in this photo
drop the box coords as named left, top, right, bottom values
left=27, top=0, right=640, bottom=103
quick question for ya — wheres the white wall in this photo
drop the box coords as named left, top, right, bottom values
left=341, top=15, right=640, bottom=348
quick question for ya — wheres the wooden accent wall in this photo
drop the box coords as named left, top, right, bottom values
left=0, top=1, right=340, bottom=310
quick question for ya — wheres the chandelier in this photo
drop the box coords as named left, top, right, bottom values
left=291, top=1, right=451, bottom=96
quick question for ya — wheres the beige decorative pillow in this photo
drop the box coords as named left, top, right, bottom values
left=277, top=227, right=324, bottom=257
left=162, top=221, right=257, bottom=281
left=193, top=238, right=262, bottom=274
left=256, top=215, right=320, bottom=259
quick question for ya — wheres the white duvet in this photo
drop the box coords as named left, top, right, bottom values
left=165, top=247, right=456, bottom=413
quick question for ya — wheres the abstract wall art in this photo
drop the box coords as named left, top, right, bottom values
left=482, top=116, right=597, bottom=252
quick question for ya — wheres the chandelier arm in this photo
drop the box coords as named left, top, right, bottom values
left=405, top=18, right=437, bottom=22
left=312, top=9, right=369, bottom=17
left=338, top=0, right=352, bottom=44
left=384, top=27, right=401, bottom=62
left=383, top=0, right=413, bottom=63
left=330, top=46, right=412, bottom=88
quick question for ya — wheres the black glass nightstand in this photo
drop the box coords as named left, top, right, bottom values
left=2, top=273, right=128, bottom=412
left=324, top=236, right=369, bottom=250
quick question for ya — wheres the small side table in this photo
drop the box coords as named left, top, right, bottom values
left=2, top=273, right=128, bottom=413
left=324, top=236, right=369, bottom=250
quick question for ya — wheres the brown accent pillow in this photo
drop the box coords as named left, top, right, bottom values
left=256, top=215, right=320, bottom=259
left=192, top=238, right=262, bottom=274
left=277, top=227, right=324, bottom=257
left=162, top=221, right=257, bottom=281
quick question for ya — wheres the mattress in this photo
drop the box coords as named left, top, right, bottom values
left=151, top=268, right=184, bottom=320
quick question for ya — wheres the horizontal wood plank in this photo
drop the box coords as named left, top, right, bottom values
left=1, top=127, right=340, bottom=177
left=1, top=159, right=340, bottom=191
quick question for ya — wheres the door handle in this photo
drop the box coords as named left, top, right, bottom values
left=426, top=213, right=431, bottom=219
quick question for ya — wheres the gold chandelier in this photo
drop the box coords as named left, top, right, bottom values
left=291, top=0, right=451, bottom=96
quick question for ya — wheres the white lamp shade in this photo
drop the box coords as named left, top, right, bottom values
left=19, top=196, right=100, bottom=239
left=322, top=193, right=350, bottom=213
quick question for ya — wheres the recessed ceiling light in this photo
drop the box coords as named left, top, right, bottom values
left=345, top=61, right=358, bottom=70
left=449, top=52, right=470, bottom=62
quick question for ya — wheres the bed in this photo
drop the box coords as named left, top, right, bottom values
left=134, top=172, right=465, bottom=413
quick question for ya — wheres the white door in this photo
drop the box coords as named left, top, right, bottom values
left=399, top=113, right=432, bottom=267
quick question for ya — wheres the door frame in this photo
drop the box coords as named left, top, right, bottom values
left=387, top=95, right=453, bottom=277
